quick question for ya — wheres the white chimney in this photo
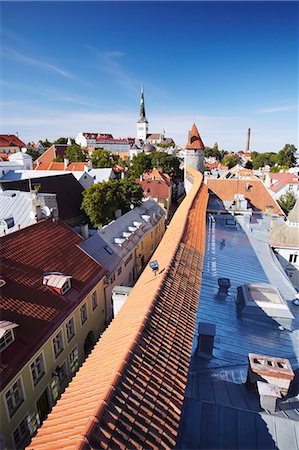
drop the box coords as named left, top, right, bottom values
left=64, top=158, right=69, bottom=170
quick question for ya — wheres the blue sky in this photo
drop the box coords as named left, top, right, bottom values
left=1, top=1, right=298, bottom=151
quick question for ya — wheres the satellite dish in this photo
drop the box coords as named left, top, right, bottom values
left=41, top=206, right=51, bottom=217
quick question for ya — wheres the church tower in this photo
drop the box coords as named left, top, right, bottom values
left=184, top=123, right=205, bottom=192
left=137, top=86, right=148, bottom=141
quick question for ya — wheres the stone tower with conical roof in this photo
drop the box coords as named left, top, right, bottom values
left=185, top=123, right=205, bottom=172
left=136, top=85, right=148, bottom=141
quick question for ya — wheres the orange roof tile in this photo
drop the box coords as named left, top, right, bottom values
left=185, top=123, right=205, bottom=150
left=67, top=162, right=88, bottom=171
left=207, top=179, right=283, bottom=215
left=28, top=167, right=208, bottom=450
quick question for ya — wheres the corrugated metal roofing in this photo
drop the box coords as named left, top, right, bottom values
left=177, top=214, right=299, bottom=450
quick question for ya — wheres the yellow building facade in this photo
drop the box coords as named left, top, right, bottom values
left=0, top=278, right=106, bottom=450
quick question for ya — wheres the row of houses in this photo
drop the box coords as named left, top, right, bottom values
left=0, top=195, right=166, bottom=449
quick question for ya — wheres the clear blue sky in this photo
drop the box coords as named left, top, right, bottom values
left=1, top=1, right=298, bottom=151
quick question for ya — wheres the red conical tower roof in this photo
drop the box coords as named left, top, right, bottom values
left=186, top=123, right=205, bottom=150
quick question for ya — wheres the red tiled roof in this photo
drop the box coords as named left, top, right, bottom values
left=207, top=179, right=283, bottom=215
left=34, top=144, right=67, bottom=167
left=185, top=123, right=205, bottom=150
left=0, top=134, right=26, bottom=148
left=35, top=161, right=88, bottom=171
left=28, top=168, right=208, bottom=450
left=142, top=168, right=172, bottom=186
left=0, top=219, right=106, bottom=390
left=268, top=172, right=299, bottom=193
left=139, top=179, right=170, bottom=199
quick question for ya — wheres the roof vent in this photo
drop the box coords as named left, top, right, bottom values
left=217, top=278, right=231, bottom=295
left=196, top=322, right=216, bottom=356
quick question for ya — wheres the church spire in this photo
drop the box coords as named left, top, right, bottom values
left=138, top=85, right=148, bottom=124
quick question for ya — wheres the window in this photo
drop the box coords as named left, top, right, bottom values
left=61, top=279, right=71, bottom=295
left=0, top=329, right=14, bottom=352
left=92, top=291, right=98, bottom=310
left=69, top=346, right=79, bottom=373
left=5, top=379, right=24, bottom=418
left=289, top=254, right=298, bottom=263
left=124, top=254, right=133, bottom=266
left=80, top=303, right=88, bottom=325
left=52, top=331, right=64, bottom=359
left=104, top=245, right=113, bottom=255
left=30, top=354, right=45, bottom=387
left=110, top=274, right=116, bottom=285
left=151, top=231, right=154, bottom=239
left=141, top=241, right=144, bottom=250
left=117, top=266, right=122, bottom=276
left=66, top=317, right=75, bottom=342
left=57, top=361, right=67, bottom=387
left=12, top=416, right=30, bottom=447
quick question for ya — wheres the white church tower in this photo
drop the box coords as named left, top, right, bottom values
left=136, top=85, right=148, bottom=141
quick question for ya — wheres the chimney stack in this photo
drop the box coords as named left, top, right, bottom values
left=246, top=128, right=251, bottom=153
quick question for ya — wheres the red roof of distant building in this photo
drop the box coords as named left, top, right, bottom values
left=0, top=134, right=26, bottom=148
left=113, top=165, right=129, bottom=173
left=142, top=168, right=172, bottom=186
left=268, top=172, right=299, bottom=193
left=207, top=179, right=283, bottom=215
left=137, top=178, right=170, bottom=199
left=34, top=144, right=67, bottom=167
left=0, top=153, right=9, bottom=161
left=35, top=161, right=89, bottom=171
left=186, top=123, right=205, bottom=150
left=0, top=219, right=106, bottom=390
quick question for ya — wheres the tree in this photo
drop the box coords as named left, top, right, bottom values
left=277, top=191, right=296, bottom=214
left=150, top=152, right=182, bottom=178
left=54, top=137, right=68, bottom=144
left=64, top=144, right=87, bottom=162
left=25, top=148, right=39, bottom=161
left=131, top=153, right=152, bottom=177
left=81, top=178, right=143, bottom=227
left=91, top=149, right=119, bottom=168
left=222, top=154, right=242, bottom=169
left=251, top=152, right=278, bottom=170
left=277, top=144, right=297, bottom=167
left=41, top=140, right=52, bottom=149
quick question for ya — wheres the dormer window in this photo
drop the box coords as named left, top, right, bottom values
left=43, top=273, right=72, bottom=295
left=0, top=321, right=19, bottom=352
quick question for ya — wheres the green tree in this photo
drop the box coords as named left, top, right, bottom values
left=54, top=137, right=68, bottom=144
left=252, top=153, right=278, bottom=170
left=131, top=153, right=152, bottom=177
left=91, top=149, right=119, bottom=168
left=277, top=191, right=296, bottom=214
left=277, top=144, right=297, bottom=167
left=222, top=154, right=242, bottom=169
left=81, top=178, right=143, bottom=227
left=41, top=140, right=52, bottom=149
left=25, top=148, right=39, bottom=161
left=150, top=152, right=182, bottom=178
left=64, top=144, right=87, bottom=162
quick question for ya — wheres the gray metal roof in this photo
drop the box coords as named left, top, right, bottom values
left=79, top=232, right=121, bottom=272
left=0, top=191, right=37, bottom=235
left=177, top=214, right=299, bottom=450
left=79, top=199, right=165, bottom=270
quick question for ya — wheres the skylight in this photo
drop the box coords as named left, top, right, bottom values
left=104, top=245, right=113, bottom=255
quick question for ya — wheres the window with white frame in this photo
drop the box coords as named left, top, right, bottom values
left=69, top=346, right=79, bottom=373
left=80, top=303, right=88, bottom=325
left=12, top=415, right=30, bottom=447
left=0, top=329, right=14, bottom=352
left=92, top=291, right=98, bottom=310
left=57, top=361, right=67, bottom=387
left=66, top=317, right=75, bottom=342
left=52, top=331, right=64, bottom=359
left=5, top=378, right=24, bottom=418
left=30, top=354, right=45, bottom=387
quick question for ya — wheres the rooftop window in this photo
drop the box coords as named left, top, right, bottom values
left=104, top=245, right=113, bottom=255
